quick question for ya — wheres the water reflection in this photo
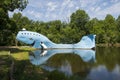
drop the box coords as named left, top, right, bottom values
left=29, top=49, right=95, bottom=76
left=29, top=49, right=95, bottom=65
left=28, top=48, right=120, bottom=80
left=87, top=64, right=120, bottom=80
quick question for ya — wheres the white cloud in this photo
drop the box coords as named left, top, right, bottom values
left=67, top=10, right=72, bottom=17
left=45, top=14, right=49, bottom=18
left=90, top=7, right=95, bottom=11
left=111, top=0, right=119, bottom=3
left=59, top=0, right=71, bottom=15
left=8, top=0, right=120, bottom=21
left=97, top=2, right=120, bottom=18
left=62, top=0, right=71, bottom=6
left=79, top=0, right=97, bottom=8
left=95, top=7, right=101, bottom=12
left=28, top=0, right=42, bottom=8
left=45, top=13, right=58, bottom=21
left=34, top=12, right=42, bottom=18
left=75, top=6, right=79, bottom=10
left=24, top=10, right=42, bottom=19
left=79, top=0, right=87, bottom=8
left=103, top=2, right=107, bottom=6
left=47, top=2, right=58, bottom=11
left=68, top=1, right=74, bottom=8
left=89, top=1, right=120, bottom=19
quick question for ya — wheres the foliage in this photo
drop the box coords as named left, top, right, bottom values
left=70, top=9, right=90, bottom=35
left=0, top=6, right=120, bottom=45
left=0, top=0, right=28, bottom=11
left=0, top=0, right=28, bottom=46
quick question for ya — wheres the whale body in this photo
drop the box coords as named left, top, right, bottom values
left=16, top=29, right=96, bottom=49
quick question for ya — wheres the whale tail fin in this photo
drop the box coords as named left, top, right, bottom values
left=75, top=34, right=96, bottom=49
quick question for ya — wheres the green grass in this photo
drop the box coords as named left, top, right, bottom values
left=0, top=51, right=9, bottom=56
left=18, top=46, right=36, bottom=51
left=11, top=52, right=29, bottom=60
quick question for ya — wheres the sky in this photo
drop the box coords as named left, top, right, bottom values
left=9, top=0, right=120, bottom=22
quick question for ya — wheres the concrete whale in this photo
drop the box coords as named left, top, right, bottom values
left=16, top=28, right=96, bottom=49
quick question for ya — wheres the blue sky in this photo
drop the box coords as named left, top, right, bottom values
left=9, top=0, right=120, bottom=22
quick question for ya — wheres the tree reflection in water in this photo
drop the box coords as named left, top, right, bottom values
left=28, top=48, right=120, bottom=80
left=29, top=49, right=95, bottom=77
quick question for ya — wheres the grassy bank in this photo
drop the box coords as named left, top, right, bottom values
left=0, top=47, right=47, bottom=80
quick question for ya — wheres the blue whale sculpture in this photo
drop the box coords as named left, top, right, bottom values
left=16, top=28, right=96, bottom=49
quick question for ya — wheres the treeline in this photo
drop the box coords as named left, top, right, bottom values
left=0, top=0, right=28, bottom=46
left=0, top=0, right=120, bottom=46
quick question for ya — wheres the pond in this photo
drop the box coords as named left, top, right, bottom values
left=28, top=47, right=120, bottom=80
left=0, top=47, right=120, bottom=80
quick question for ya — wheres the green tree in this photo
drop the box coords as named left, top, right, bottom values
left=0, top=0, right=28, bottom=45
left=85, top=18, right=105, bottom=43
left=103, top=14, right=117, bottom=45
left=70, top=9, right=90, bottom=35
left=116, top=15, right=120, bottom=43
left=0, top=0, right=28, bottom=11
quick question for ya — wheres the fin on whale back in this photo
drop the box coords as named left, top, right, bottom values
left=74, top=34, right=96, bottom=49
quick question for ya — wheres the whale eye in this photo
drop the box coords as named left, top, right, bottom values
left=29, top=38, right=33, bottom=40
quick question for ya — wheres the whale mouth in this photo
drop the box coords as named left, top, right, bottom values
left=31, top=41, right=35, bottom=46
left=91, top=47, right=95, bottom=50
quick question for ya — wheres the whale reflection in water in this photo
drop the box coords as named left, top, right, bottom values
left=29, top=49, right=96, bottom=65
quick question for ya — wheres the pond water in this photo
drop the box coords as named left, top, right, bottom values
left=29, top=47, right=120, bottom=80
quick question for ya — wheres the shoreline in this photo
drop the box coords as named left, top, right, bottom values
left=0, top=46, right=36, bottom=51
left=0, top=43, right=120, bottom=49
left=96, top=43, right=120, bottom=47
